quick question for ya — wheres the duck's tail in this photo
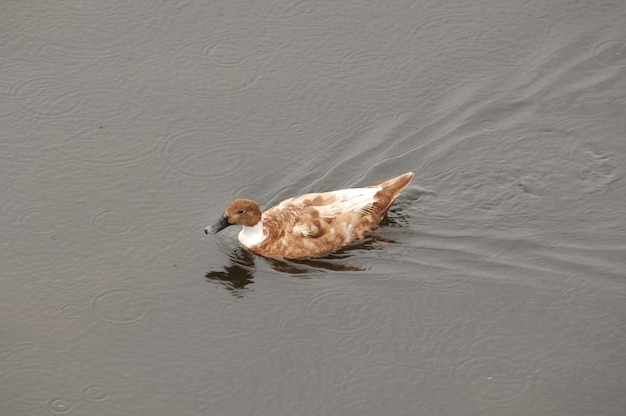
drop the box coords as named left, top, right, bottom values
left=369, top=172, right=414, bottom=220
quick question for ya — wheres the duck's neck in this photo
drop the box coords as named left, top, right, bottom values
left=238, top=222, right=265, bottom=248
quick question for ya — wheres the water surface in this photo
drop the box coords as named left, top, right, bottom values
left=2, top=1, right=625, bottom=415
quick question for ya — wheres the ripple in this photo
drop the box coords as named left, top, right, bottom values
left=335, top=47, right=411, bottom=99
left=89, top=209, right=135, bottom=238
left=15, top=207, right=57, bottom=236
left=212, top=295, right=284, bottom=341
left=453, top=355, right=534, bottom=402
left=81, top=384, right=108, bottom=402
left=402, top=4, right=549, bottom=83
left=58, top=304, right=81, bottom=320
left=329, top=334, right=376, bottom=360
left=286, top=121, right=306, bottom=135
left=556, top=288, right=612, bottom=320
left=593, top=40, right=626, bottom=67
left=68, top=122, right=104, bottom=143
left=320, top=360, right=426, bottom=414
left=139, top=0, right=209, bottom=30
left=53, top=0, right=125, bottom=17
left=560, top=274, right=603, bottom=298
left=91, top=289, right=148, bottom=325
left=174, top=32, right=250, bottom=68
left=0, top=343, right=73, bottom=411
left=291, top=0, right=320, bottom=16
left=9, top=75, right=76, bottom=118
left=578, top=146, right=619, bottom=193
left=50, top=119, right=158, bottom=168
left=35, top=42, right=72, bottom=63
left=235, top=0, right=300, bottom=24
left=205, top=40, right=247, bottom=68
left=158, top=128, right=262, bottom=180
left=413, top=272, right=469, bottom=290
left=48, top=397, right=72, bottom=413
left=299, top=289, right=393, bottom=336
left=277, top=315, right=324, bottom=343
left=249, top=72, right=307, bottom=107
left=366, top=255, right=470, bottom=291
left=168, top=39, right=257, bottom=100
left=481, top=119, right=497, bottom=131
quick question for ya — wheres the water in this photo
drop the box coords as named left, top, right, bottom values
left=2, top=1, right=625, bottom=415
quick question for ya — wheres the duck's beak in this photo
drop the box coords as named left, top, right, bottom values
left=205, top=215, right=232, bottom=234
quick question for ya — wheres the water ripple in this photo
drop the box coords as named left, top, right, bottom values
left=34, top=42, right=73, bottom=63
left=401, top=3, right=551, bottom=82
left=81, top=384, right=109, bottom=402
left=50, top=120, right=158, bottom=168
left=90, top=289, right=149, bottom=325
left=452, top=355, right=536, bottom=403
left=48, top=397, right=73, bottom=413
left=9, top=75, right=77, bottom=119
left=158, top=127, right=263, bottom=180
left=0, top=343, right=74, bottom=412
left=167, top=38, right=257, bottom=100
left=299, top=288, right=394, bottom=337
left=10, top=77, right=157, bottom=170
left=52, top=0, right=126, bottom=18
left=234, top=0, right=302, bottom=24
left=58, top=303, right=81, bottom=320
left=89, top=209, right=136, bottom=238
left=15, top=207, right=57, bottom=236
left=593, top=40, right=626, bottom=67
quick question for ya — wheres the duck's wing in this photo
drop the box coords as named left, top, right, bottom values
left=264, top=187, right=380, bottom=238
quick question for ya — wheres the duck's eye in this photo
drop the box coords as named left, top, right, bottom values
left=238, top=209, right=245, bottom=214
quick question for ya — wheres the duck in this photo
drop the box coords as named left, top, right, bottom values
left=205, top=172, right=414, bottom=259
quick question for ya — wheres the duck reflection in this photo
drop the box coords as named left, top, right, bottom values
left=206, top=236, right=400, bottom=296
left=205, top=248, right=256, bottom=297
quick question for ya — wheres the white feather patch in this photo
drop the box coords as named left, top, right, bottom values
left=238, top=222, right=265, bottom=248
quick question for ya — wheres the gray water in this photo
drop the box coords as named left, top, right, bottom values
left=2, top=1, right=626, bottom=415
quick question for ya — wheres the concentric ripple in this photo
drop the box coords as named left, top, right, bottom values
left=234, top=0, right=301, bottom=24
left=35, top=42, right=73, bottom=63
left=52, top=0, right=125, bottom=17
left=90, top=289, right=148, bottom=325
left=58, top=303, right=81, bottom=320
left=299, top=288, right=394, bottom=337
left=88, top=209, right=135, bottom=238
left=0, top=343, right=75, bottom=412
left=9, top=76, right=78, bottom=119
left=50, top=120, right=158, bottom=168
left=167, top=37, right=257, bottom=100
left=159, top=128, right=262, bottom=180
left=15, top=207, right=57, bottom=236
left=81, top=384, right=109, bottom=402
left=48, top=397, right=73, bottom=413
left=452, top=355, right=535, bottom=402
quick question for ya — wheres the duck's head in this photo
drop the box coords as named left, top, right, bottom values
left=205, top=199, right=262, bottom=234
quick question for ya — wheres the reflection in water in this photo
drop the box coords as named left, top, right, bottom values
left=205, top=248, right=256, bottom=297
left=205, top=234, right=402, bottom=296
